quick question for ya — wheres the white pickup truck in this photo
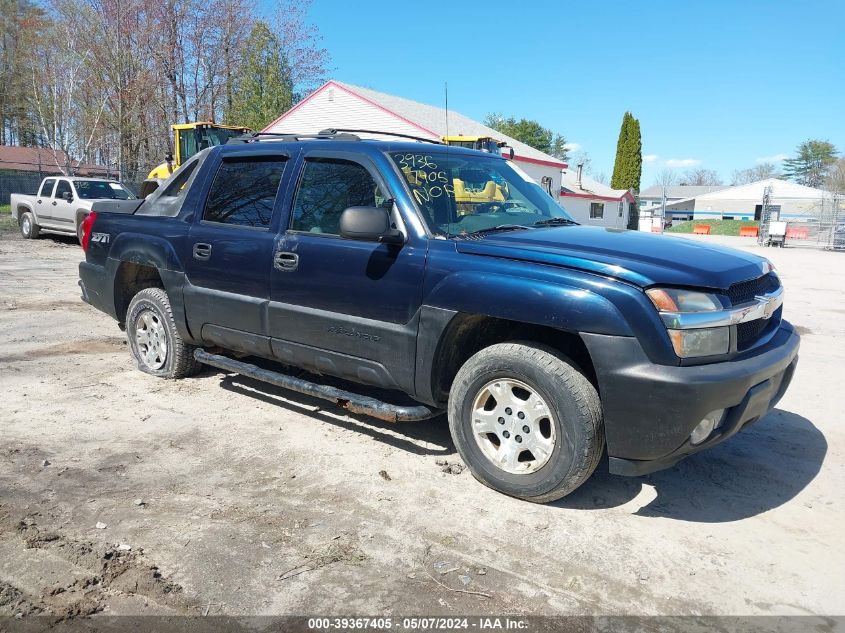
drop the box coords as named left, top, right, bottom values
left=10, top=176, right=135, bottom=242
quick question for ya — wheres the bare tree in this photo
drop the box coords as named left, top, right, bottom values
left=731, top=162, right=780, bottom=185
left=274, top=0, right=331, bottom=100
left=681, top=168, right=722, bottom=186
left=825, top=157, right=845, bottom=193
left=593, top=172, right=608, bottom=185
left=653, top=168, right=679, bottom=187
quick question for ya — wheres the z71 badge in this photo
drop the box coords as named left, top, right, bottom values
left=90, top=232, right=110, bottom=244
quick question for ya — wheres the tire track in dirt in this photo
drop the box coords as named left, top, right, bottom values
left=0, top=509, right=198, bottom=620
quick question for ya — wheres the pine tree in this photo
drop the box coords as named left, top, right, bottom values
left=225, top=21, right=293, bottom=132
left=627, top=116, right=642, bottom=193
left=781, top=140, right=837, bottom=188
left=610, top=113, right=630, bottom=190
left=610, top=112, right=642, bottom=193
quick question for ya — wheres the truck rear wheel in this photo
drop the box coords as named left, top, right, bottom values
left=126, top=287, right=201, bottom=379
left=19, top=211, right=40, bottom=239
left=447, top=342, right=604, bottom=503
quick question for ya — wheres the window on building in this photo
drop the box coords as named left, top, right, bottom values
left=202, top=157, right=286, bottom=228
left=590, top=202, right=604, bottom=219
left=292, top=158, right=384, bottom=235
left=618, top=201, right=624, bottom=217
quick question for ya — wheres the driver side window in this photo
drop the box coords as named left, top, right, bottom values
left=55, top=180, right=72, bottom=200
left=291, top=158, right=384, bottom=235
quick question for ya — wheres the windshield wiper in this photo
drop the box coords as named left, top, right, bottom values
left=534, top=218, right=579, bottom=227
left=467, top=224, right=536, bottom=236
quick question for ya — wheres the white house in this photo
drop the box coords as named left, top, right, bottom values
left=685, top=179, right=831, bottom=221
left=638, top=185, right=727, bottom=221
left=558, top=165, right=635, bottom=228
left=263, top=80, right=568, bottom=194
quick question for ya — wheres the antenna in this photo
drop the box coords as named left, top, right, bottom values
left=444, top=82, right=449, bottom=140
left=444, top=82, right=452, bottom=240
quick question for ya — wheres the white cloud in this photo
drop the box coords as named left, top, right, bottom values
left=665, top=158, right=701, bottom=168
left=564, top=142, right=581, bottom=152
left=643, top=154, right=659, bottom=163
left=755, top=154, right=788, bottom=163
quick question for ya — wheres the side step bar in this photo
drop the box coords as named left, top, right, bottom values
left=194, top=350, right=442, bottom=423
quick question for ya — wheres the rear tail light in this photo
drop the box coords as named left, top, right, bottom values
left=81, top=212, right=97, bottom=252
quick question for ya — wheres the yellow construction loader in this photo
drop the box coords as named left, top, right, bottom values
left=140, top=122, right=251, bottom=197
left=442, top=135, right=514, bottom=159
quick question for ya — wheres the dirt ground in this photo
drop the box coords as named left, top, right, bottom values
left=0, top=227, right=843, bottom=621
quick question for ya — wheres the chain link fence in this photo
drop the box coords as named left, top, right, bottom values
left=759, top=192, right=845, bottom=251
left=1, top=171, right=145, bottom=206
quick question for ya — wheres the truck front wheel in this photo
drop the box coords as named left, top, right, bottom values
left=447, top=342, right=604, bottom=503
left=126, top=287, right=201, bottom=379
left=19, top=211, right=40, bottom=239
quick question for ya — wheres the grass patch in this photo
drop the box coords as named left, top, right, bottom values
left=0, top=204, right=17, bottom=232
left=667, top=219, right=758, bottom=236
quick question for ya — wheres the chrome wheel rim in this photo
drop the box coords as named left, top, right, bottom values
left=21, top=216, right=31, bottom=236
left=470, top=378, right=556, bottom=475
left=135, top=310, right=167, bottom=370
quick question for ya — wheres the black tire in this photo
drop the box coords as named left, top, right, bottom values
left=126, top=287, right=201, bottom=379
left=448, top=342, right=604, bottom=503
left=19, top=211, right=40, bottom=239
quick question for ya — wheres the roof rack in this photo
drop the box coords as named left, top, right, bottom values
left=225, top=128, right=442, bottom=145
left=227, top=130, right=361, bottom=144
left=318, top=128, right=442, bottom=144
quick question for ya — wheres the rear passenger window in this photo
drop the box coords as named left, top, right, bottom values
left=291, top=158, right=384, bottom=234
left=40, top=179, right=56, bottom=197
left=203, top=157, right=286, bottom=228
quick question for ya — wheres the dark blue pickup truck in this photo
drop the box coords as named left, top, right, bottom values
left=78, top=130, right=799, bottom=503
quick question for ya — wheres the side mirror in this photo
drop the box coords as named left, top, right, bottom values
left=339, top=206, right=403, bottom=244
left=62, top=191, right=72, bottom=201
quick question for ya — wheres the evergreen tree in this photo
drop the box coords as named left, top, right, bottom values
left=225, top=21, right=293, bottom=132
left=781, top=139, right=837, bottom=188
left=610, top=112, right=642, bottom=193
left=484, top=113, right=567, bottom=160
left=628, top=116, right=642, bottom=193
left=610, top=113, right=631, bottom=190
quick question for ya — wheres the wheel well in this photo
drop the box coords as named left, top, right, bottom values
left=114, top=263, right=164, bottom=323
left=430, top=314, right=598, bottom=405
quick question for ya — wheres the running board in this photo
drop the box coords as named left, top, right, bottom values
left=194, top=350, right=442, bottom=423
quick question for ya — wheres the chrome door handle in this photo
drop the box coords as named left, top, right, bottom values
left=52, top=201, right=57, bottom=206
left=274, top=251, right=298, bottom=271
left=193, top=243, right=212, bottom=260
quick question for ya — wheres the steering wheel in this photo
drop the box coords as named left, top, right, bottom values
left=477, top=201, right=506, bottom=214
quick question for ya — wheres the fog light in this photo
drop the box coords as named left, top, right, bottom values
left=690, top=409, right=726, bottom=445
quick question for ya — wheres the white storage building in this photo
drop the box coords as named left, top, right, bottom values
left=263, top=80, right=568, bottom=194
left=684, top=179, right=831, bottom=221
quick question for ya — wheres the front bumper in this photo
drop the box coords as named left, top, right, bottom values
left=582, top=322, right=800, bottom=476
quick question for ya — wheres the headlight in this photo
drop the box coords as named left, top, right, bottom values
left=646, top=288, right=729, bottom=358
left=646, top=288, right=722, bottom=312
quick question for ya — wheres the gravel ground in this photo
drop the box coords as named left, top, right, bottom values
left=0, top=228, right=843, bottom=621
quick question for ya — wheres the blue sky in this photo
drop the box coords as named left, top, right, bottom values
left=273, top=0, right=844, bottom=186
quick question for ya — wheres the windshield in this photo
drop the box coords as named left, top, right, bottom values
left=179, top=127, right=245, bottom=161
left=390, top=151, right=573, bottom=236
left=73, top=180, right=135, bottom=200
